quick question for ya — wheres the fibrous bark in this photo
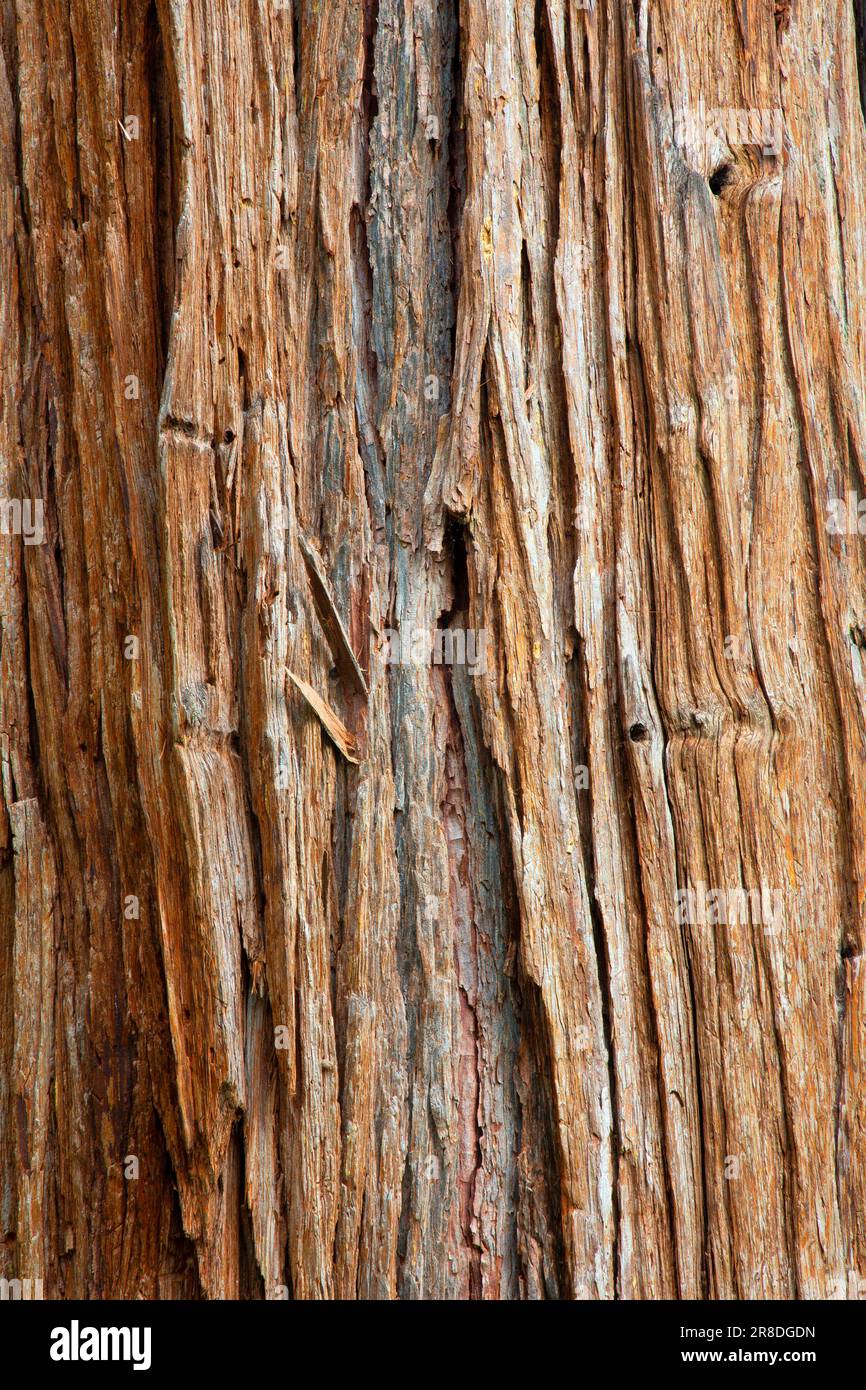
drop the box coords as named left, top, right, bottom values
left=2, top=0, right=866, bottom=1300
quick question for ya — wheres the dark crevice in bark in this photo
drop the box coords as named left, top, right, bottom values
left=351, top=198, right=386, bottom=538
left=833, top=946, right=852, bottom=1254
left=330, top=764, right=351, bottom=977
left=446, top=0, right=465, bottom=353
left=395, top=1088, right=414, bottom=1278
left=489, top=815, right=537, bottom=1295
left=281, top=1231, right=294, bottom=1300
left=147, top=1, right=175, bottom=368
left=439, top=655, right=483, bottom=1299
left=291, top=0, right=302, bottom=110
left=588, top=877, right=620, bottom=1296
left=708, top=162, right=735, bottom=197
left=513, top=972, right=567, bottom=1298
left=442, top=516, right=469, bottom=615
left=454, top=676, right=525, bottom=1298
left=362, top=0, right=380, bottom=143
left=18, top=571, right=40, bottom=793
left=238, top=1199, right=265, bottom=1300
left=563, top=2, right=577, bottom=111
left=354, top=0, right=390, bottom=561
left=236, top=346, right=249, bottom=410
left=534, top=0, right=574, bottom=655
left=436, top=520, right=483, bottom=1296
left=520, top=242, right=535, bottom=397
left=235, top=1110, right=266, bottom=1300
left=566, top=635, right=622, bottom=1296
left=853, top=2, right=866, bottom=126
left=3, top=20, right=31, bottom=248
left=535, top=0, right=562, bottom=247
left=66, top=21, right=84, bottom=225
left=150, top=1083, right=198, bottom=1298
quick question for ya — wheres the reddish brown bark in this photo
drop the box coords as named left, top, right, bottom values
left=2, top=0, right=866, bottom=1301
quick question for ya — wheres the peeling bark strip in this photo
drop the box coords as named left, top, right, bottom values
left=1, top=0, right=866, bottom=1302
left=297, top=530, right=369, bottom=699
left=286, top=670, right=360, bottom=764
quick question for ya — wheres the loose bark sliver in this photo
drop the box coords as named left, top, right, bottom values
left=286, top=668, right=360, bottom=765
left=297, top=529, right=369, bottom=700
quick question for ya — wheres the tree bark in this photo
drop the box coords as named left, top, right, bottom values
left=2, top=0, right=866, bottom=1301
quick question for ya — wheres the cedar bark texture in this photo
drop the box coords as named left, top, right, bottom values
left=2, top=0, right=866, bottom=1301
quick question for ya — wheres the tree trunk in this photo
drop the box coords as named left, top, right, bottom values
left=2, top=0, right=866, bottom=1301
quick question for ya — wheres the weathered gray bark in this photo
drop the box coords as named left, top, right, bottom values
left=2, top=0, right=866, bottom=1300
